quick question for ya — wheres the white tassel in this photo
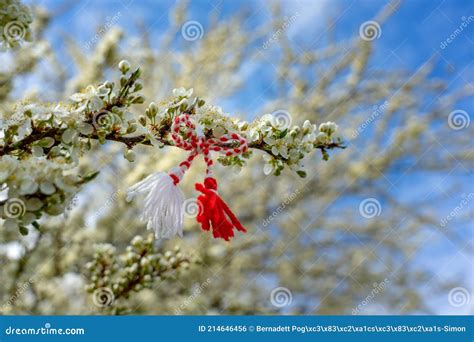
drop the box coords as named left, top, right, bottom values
left=127, top=168, right=184, bottom=239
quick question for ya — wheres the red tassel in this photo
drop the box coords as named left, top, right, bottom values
left=195, top=177, right=246, bottom=241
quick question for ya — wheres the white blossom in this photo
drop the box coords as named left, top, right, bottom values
left=172, top=87, right=193, bottom=97
left=70, top=85, right=105, bottom=111
left=319, top=121, right=338, bottom=135
left=263, top=155, right=274, bottom=175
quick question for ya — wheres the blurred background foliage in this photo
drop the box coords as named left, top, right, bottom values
left=0, top=0, right=472, bottom=315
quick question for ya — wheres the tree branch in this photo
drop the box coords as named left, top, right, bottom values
left=0, top=123, right=344, bottom=159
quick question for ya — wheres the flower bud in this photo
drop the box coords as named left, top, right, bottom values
left=118, top=60, right=131, bottom=73
left=124, top=149, right=135, bottom=162
left=148, top=102, right=158, bottom=116
left=138, top=115, right=147, bottom=126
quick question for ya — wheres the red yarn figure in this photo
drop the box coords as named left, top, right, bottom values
left=195, top=177, right=246, bottom=241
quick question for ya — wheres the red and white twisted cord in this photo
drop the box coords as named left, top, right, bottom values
left=169, top=114, right=247, bottom=182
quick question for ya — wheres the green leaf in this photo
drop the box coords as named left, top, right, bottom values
left=81, top=170, right=100, bottom=182
left=132, top=68, right=141, bottom=79
left=19, top=226, right=29, bottom=236
left=179, top=103, right=188, bottom=112
left=38, top=137, right=55, bottom=148
left=296, top=170, right=307, bottom=178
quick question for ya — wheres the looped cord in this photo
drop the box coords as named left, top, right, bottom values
left=169, top=114, right=248, bottom=182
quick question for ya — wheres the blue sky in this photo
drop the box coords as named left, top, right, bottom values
left=21, top=0, right=473, bottom=314
left=31, top=0, right=473, bottom=115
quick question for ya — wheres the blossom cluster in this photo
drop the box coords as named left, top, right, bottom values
left=139, top=85, right=342, bottom=177
left=0, top=60, right=342, bottom=235
left=1, top=62, right=144, bottom=234
left=0, top=0, right=33, bottom=50
left=0, top=155, right=83, bottom=234
left=85, top=234, right=190, bottom=313
left=249, top=116, right=339, bottom=177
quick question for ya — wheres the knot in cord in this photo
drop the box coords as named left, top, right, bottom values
left=169, top=114, right=248, bottom=181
